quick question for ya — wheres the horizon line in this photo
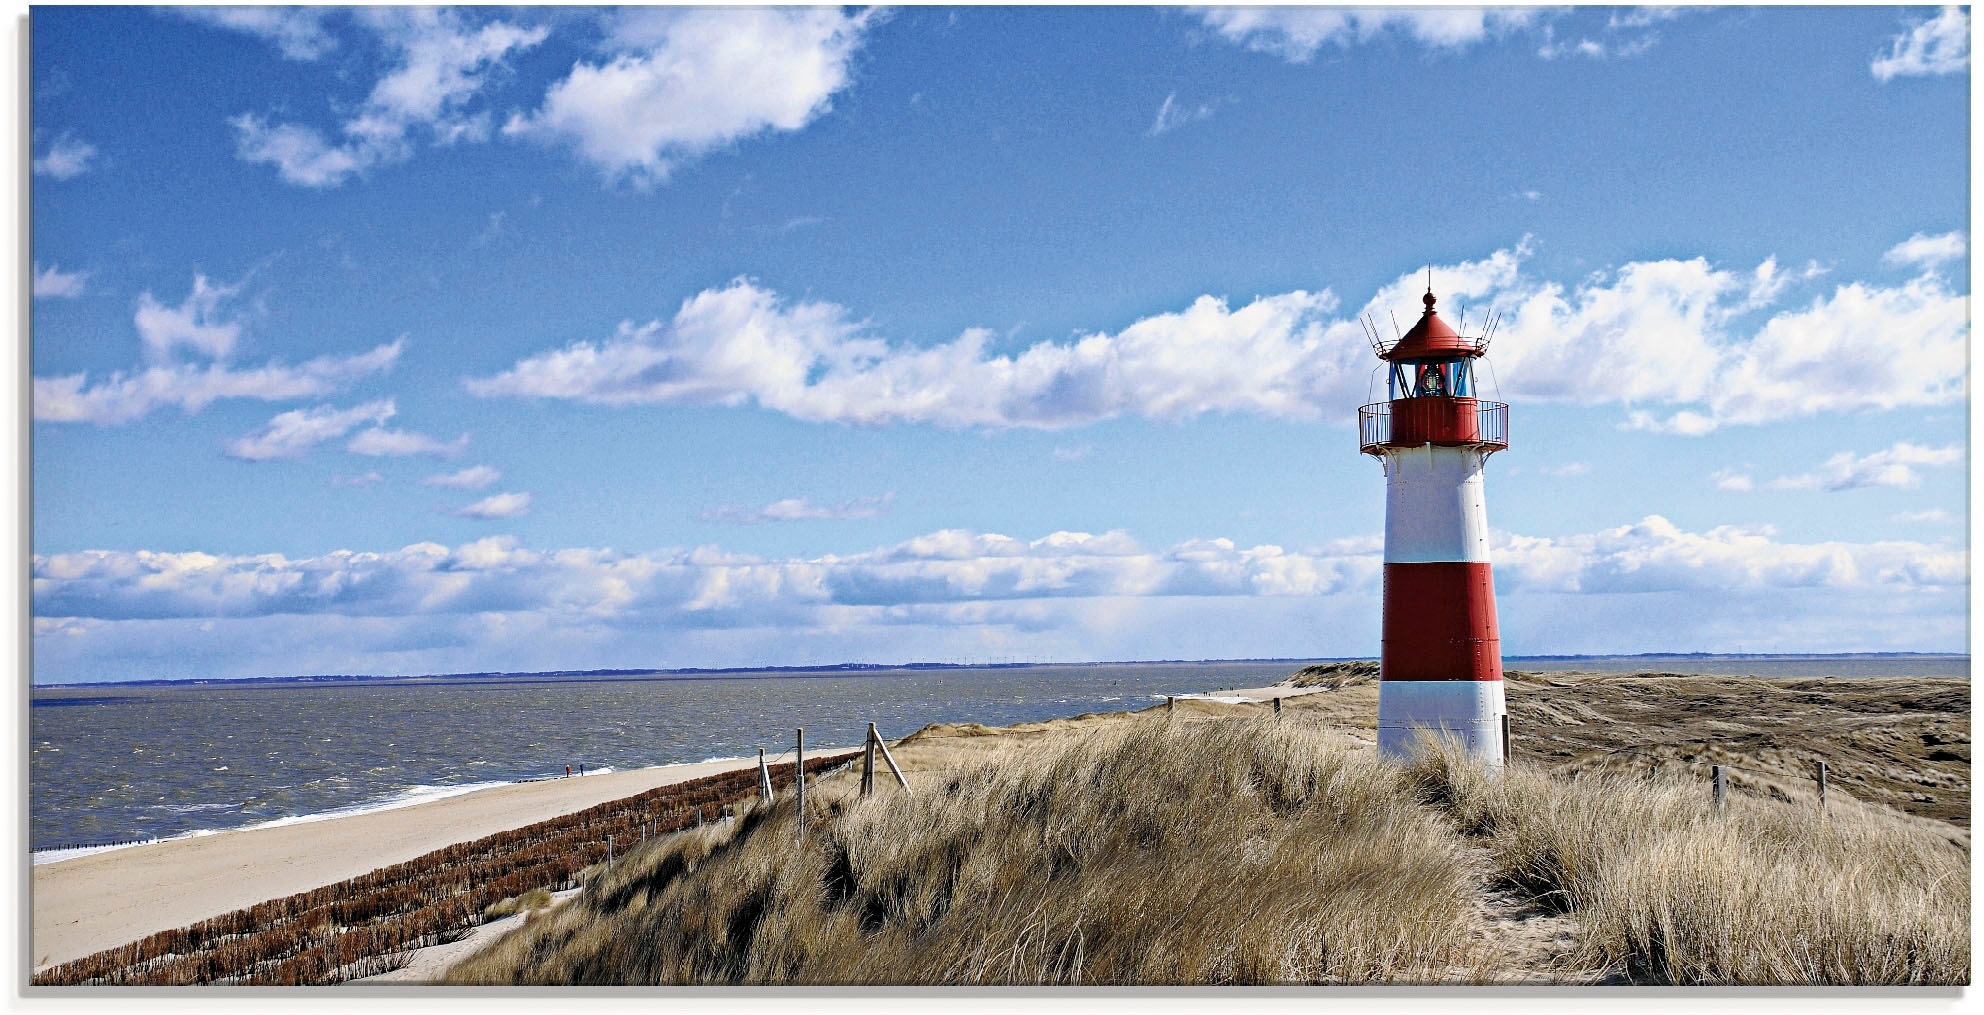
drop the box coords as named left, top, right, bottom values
left=31, top=651, right=1970, bottom=690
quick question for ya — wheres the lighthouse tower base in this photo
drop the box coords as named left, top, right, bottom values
left=1376, top=680, right=1506, bottom=770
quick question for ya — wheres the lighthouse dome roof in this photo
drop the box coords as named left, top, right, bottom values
left=1381, top=290, right=1482, bottom=361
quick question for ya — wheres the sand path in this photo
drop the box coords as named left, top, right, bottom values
left=32, top=757, right=776, bottom=970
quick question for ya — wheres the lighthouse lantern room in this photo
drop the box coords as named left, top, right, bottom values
left=1358, top=287, right=1510, bottom=769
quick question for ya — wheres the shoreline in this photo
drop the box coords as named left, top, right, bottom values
left=30, top=750, right=845, bottom=971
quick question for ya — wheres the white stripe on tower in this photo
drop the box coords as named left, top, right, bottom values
left=1384, top=445, right=1491, bottom=564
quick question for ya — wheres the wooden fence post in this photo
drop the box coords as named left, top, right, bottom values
left=1272, top=696, right=1282, bottom=717
left=1167, top=695, right=1175, bottom=716
left=1501, top=714, right=1511, bottom=764
left=1712, top=765, right=1727, bottom=811
left=874, top=726, right=911, bottom=792
left=862, top=722, right=878, bottom=796
left=1817, top=761, right=1828, bottom=811
left=795, top=728, right=806, bottom=839
left=606, top=834, right=613, bottom=872
left=757, top=747, right=775, bottom=805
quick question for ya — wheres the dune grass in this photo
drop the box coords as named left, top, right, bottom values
left=448, top=707, right=1968, bottom=987
left=447, top=715, right=1492, bottom=985
left=1404, top=740, right=1969, bottom=984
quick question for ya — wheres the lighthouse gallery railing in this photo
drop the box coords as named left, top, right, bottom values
left=1359, top=398, right=1508, bottom=455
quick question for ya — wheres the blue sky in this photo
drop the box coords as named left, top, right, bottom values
left=27, top=6, right=1971, bottom=683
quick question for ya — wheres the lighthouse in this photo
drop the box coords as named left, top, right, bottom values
left=1359, top=287, right=1509, bottom=769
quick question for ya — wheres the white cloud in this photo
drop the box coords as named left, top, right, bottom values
left=34, top=340, right=403, bottom=425
left=232, top=8, right=546, bottom=186
left=33, top=134, right=98, bottom=179
left=702, top=493, right=896, bottom=524
left=1494, top=515, right=1966, bottom=594
left=506, top=7, right=872, bottom=186
left=453, top=492, right=532, bottom=519
left=331, top=472, right=386, bottom=489
left=1053, top=445, right=1092, bottom=462
left=1762, top=442, right=1964, bottom=492
left=134, top=275, right=245, bottom=361
left=33, top=263, right=87, bottom=299
left=1537, top=462, right=1592, bottom=477
left=469, top=239, right=1966, bottom=435
left=1708, top=468, right=1754, bottom=492
left=1872, top=6, right=1969, bottom=81
left=1150, top=92, right=1216, bottom=136
left=1882, top=230, right=1966, bottom=269
left=33, top=516, right=1967, bottom=681
left=1195, top=6, right=1543, bottom=61
left=466, top=278, right=1354, bottom=428
left=225, top=399, right=397, bottom=461
left=32, top=518, right=1962, bottom=631
left=348, top=427, right=468, bottom=458
left=423, top=465, right=502, bottom=490
left=1894, top=509, right=1958, bottom=524
left=177, top=6, right=338, bottom=61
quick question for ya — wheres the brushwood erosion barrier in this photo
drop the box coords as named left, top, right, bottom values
left=33, top=751, right=858, bottom=987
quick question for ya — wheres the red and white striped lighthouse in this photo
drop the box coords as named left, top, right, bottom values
left=1359, top=287, right=1509, bottom=769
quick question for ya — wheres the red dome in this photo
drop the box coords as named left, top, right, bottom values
left=1381, top=291, right=1481, bottom=361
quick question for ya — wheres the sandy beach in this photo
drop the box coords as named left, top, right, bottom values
left=31, top=755, right=791, bottom=971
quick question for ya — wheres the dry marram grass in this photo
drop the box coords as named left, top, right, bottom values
left=1406, top=739, right=1968, bottom=984
left=447, top=715, right=1494, bottom=985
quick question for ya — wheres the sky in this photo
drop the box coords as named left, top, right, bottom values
left=25, top=5, right=1972, bottom=684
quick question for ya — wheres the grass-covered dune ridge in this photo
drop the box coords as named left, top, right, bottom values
left=448, top=707, right=1968, bottom=985
left=449, top=717, right=1494, bottom=984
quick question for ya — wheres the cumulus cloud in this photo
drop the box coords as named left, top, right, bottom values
left=1195, top=6, right=1543, bottom=60
left=1883, top=230, right=1966, bottom=269
left=1871, top=6, right=1968, bottom=81
left=1761, top=442, right=1964, bottom=492
left=453, top=492, right=532, bottom=519
left=177, top=6, right=338, bottom=61
left=469, top=239, right=1966, bottom=435
left=231, top=8, right=546, bottom=186
left=225, top=399, right=397, bottom=461
left=33, top=263, right=87, bottom=299
left=1494, top=515, right=1966, bottom=594
left=702, top=493, right=896, bottom=524
left=505, top=7, right=872, bottom=186
left=331, top=472, right=386, bottom=489
left=31, top=518, right=1963, bottom=630
left=423, top=465, right=502, bottom=489
left=135, top=275, right=246, bottom=361
left=467, top=278, right=1354, bottom=428
left=34, top=340, right=403, bottom=425
left=33, top=134, right=98, bottom=179
left=1537, top=462, right=1592, bottom=477
left=348, top=427, right=468, bottom=458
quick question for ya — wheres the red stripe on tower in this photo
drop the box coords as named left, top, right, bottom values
left=1380, top=562, right=1502, bottom=682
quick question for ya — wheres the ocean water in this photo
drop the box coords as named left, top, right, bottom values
left=29, top=655, right=1966, bottom=854
left=28, top=661, right=1297, bottom=853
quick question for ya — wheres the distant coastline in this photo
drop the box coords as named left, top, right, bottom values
left=30, top=651, right=1970, bottom=690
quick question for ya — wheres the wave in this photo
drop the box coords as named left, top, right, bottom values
left=32, top=778, right=518, bottom=865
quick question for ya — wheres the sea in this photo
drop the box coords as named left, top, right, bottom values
left=29, top=654, right=1968, bottom=859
